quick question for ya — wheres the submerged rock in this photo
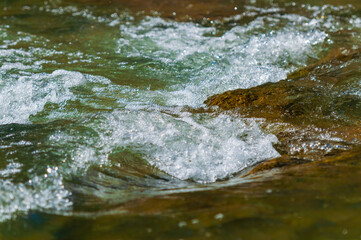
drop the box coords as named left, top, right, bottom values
left=205, top=49, right=361, bottom=167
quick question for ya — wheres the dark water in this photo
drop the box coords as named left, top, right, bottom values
left=0, top=0, right=360, bottom=239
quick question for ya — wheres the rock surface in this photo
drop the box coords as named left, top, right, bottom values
left=205, top=49, right=361, bottom=171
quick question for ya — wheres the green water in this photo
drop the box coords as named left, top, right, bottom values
left=0, top=0, right=360, bottom=239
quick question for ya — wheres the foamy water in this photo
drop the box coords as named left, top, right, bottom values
left=0, top=70, right=85, bottom=124
left=117, top=16, right=327, bottom=106
left=0, top=1, right=360, bottom=221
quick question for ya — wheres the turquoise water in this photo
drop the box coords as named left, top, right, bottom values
left=0, top=0, right=361, bottom=238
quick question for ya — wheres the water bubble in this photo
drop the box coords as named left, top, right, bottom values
left=178, top=221, right=187, bottom=227
left=191, top=219, right=199, bottom=224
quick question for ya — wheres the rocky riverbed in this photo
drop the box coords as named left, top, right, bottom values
left=0, top=0, right=361, bottom=239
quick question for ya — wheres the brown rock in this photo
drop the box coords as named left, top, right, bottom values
left=205, top=49, right=361, bottom=168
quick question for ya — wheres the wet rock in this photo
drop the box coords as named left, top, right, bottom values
left=247, top=144, right=361, bottom=176
left=205, top=49, right=361, bottom=127
left=245, top=156, right=312, bottom=176
left=205, top=49, right=361, bottom=165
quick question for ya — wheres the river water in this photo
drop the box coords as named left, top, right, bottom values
left=0, top=0, right=360, bottom=239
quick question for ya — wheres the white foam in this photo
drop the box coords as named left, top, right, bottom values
left=81, top=110, right=280, bottom=183
left=0, top=172, right=71, bottom=222
left=351, top=17, right=361, bottom=29
left=117, top=17, right=327, bottom=107
left=49, top=131, right=108, bottom=175
left=43, top=103, right=279, bottom=183
left=0, top=62, right=32, bottom=70
left=0, top=70, right=86, bottom=124
left=0, top=162, right=22, bottom=177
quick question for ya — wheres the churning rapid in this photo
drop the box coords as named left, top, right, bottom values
left=0, top=0, right=360, bottom=222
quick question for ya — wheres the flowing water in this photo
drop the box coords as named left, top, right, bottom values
left=0, top=0, right=360, bottom=239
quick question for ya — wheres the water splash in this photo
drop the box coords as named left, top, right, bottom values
left=0, top=171, right=71, bottom=222
left=0, top=70, right=85, bottom=124
left=117, top=16, right=327, bottom=106
left=0, top=1, right=360, bottom=222
left=100, top=111, right=279, bottom=183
